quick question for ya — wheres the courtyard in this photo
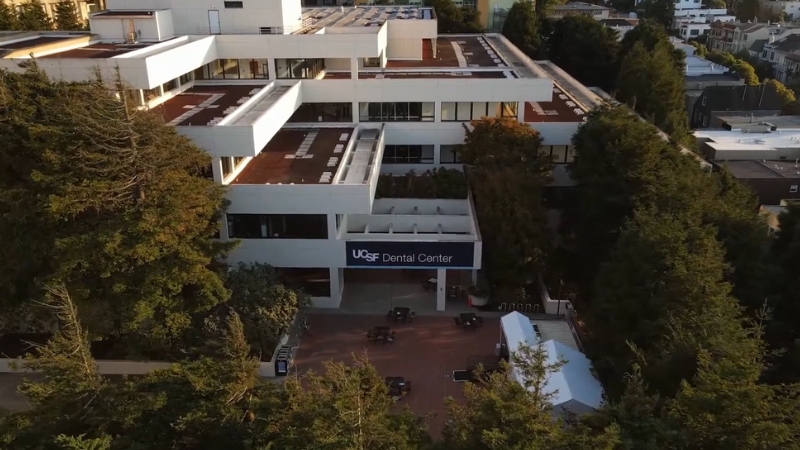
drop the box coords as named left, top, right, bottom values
left=293, top=313, right=501, bottom=435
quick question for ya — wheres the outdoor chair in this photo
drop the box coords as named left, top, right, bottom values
left=386, top=310, right=393, bottom=321
left=454, top=317, right=462, bottom=327
left=386, top=331, right=396, bottom=343
left=403, top=381, right=412, bottom=394
left=406, top=312, right=415, bottom=323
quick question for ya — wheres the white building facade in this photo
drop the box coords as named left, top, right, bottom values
left=0, top=0, right=601, bottom=310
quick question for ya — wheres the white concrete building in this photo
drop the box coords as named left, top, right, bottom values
left=0, top=0, right=602, bottom=311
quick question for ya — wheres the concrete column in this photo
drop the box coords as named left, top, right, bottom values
left=516, top=101, right=525, bottom=123
left=353, top=101, right=360, bottom=123
left=327, top=214, right=338, bottom=240
left=267, top=58, right=277, bottom=80
left=434, top=101, right=442, bottom=122
left=436, top=268, right=447, bottom=311
left=350, top=57, right=359, bottom=80
left=136, top=89, right=145, bottom=107
left=211, top=156, right=223, bottom=184
left=433, top=144, right=441, bottom=165
left=471, top=270, right=478, bottom=285
left=329, top=267, right=342, bottom=307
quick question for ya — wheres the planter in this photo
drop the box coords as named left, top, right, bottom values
left=469, top=294, right=489, bottom=307
left=537, top=275, right=572, bottom=316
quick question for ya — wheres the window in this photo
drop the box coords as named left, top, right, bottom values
left=701, top=96, right=707, bottom=106
left=162, top=77, right=179, bottom=92
left=224, top=1, right=244, bottom=7
left=441, top=102, right=518, bottom=121
left=690, top=29, right=699, bottom=36
left=363, top=57, right=381, bottom=68
left=275, top=268, right=331, bottom=297
left=237, top=59, right=268, bottom=78
left=382, top=145, right=435, bottom=164
left=289, top=103, right=353, bottom=122
left=359, top=103, right=435, bottom=122
left=226, top=214, right=328, bottom=239
left=440, top=145, right=461, bottom=163
left=275, top=58, right=325, bottom=79
left=550, top=145, right=569, bottom=164
left=791, top=185, right=799, bottom=193
left=179, top=72, right=194, bottom=85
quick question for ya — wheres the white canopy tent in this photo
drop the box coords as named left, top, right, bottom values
left=499, top=312, right=604, bottom=416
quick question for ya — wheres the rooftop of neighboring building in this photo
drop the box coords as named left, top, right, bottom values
left=323, top=70, right=516, bottom=79
left=302, top=5, right=434, bottom=29
left=231, top=127, right=355, bottom=185
left=599, top=18, right=638, bottom=26
left=158, top=85, right=267, bottom=127
left=0, top=32, right=89, bottom=57
left=712, top=21, right=765, bottom=32
left=717, top=114, right=800, bottom=130
left=750, top=38, right=768, bottom=53
left=552, top=2, right=610, bottom=11
left=715, top=159, right=800, bottom=179
left=91, top=10, right=159, bottom=17
left=685, top=73, right=741, bottom=83
left=766, top=33, right=800, bottom=52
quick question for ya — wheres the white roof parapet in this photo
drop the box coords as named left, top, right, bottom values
left=483, top=33, right=549, bottom=79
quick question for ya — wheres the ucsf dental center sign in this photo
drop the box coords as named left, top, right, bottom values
left=346, top=241, right=475, bottom=268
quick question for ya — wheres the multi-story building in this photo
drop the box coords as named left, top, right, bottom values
left=759, top=0, right=800, bottom=20
left=599, top=17, right=638, bottom=38
left=0, top=0, right=602, bottom=311
left=673, top=39, right=745, bottom=113
left=708, top=20, right=800, bottom=53
left=7, top=0, right=103, bottom=23
left=759, top=33, right=800, bottom=81
left=549, top=2, right=611, bottom=20
left=673, top=7, right=733, bottom=37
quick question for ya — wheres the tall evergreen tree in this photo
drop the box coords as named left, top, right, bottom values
left=0, top=67, right=233, bottom=351
left=0, top=0, right=18, bottom=30
left=16, top=0, right=52, bottom=31
left=54, top=0, right=83, bottom=31
left=501, top=1, right=539, bottom=58
left=618, top=20, right=685, bottom=71
left=616, top=40, right=690, bottom=142
left=547, top=15, right=620, bottom=93
left=426, top=0, right=465, bottom=33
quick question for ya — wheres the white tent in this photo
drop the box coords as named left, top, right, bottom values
left=538, top=339, right=603, bottom=416
left=500, top=311, right=538, bottom=354
left=499, top=312, right=604, bottom=416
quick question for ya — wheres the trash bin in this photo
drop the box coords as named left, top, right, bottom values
left=274, top=345, right=292, bottom=377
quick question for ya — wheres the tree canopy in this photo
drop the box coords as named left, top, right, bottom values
left=16, top=0, right=52, bottom=30
left=502, top=1, right=540, bottom=58
left=0, top=67, right=232, bottom=351
left=458, top=117, right=552, bottom=289
left=0, top=0, right=18, bottom=30
left=546, top=15, right=619, bottom=92
left=54, top=0, right=84, bottom=31
left=425, top=0, right=483, bottom=33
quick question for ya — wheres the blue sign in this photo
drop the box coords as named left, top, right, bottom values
left=346, top=241, right=475, bottom=268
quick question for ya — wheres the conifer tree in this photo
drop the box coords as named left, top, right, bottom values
left=502, top=0, right=539, bottom=57
left=54, top=0, right=83, bottom=31
left=0, top=0, right=18, bottom=30
left=16, top=0, right=52, bottom=31
left=0, top=67, right=233, bottom=350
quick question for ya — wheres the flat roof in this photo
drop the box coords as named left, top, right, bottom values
left=232, top=128, right=354, bottom=185
left=92, top=10, right=156, bottom=17
left=323, top=70, right=516, bottom=79
left=303, top=6, right=433, bottom=29
left=386, top=36, right=506, bottom=69
left=38, top=41, right=157, bottom=58
left=717, top=160, right=800, bottom=179
left=158, top=85, right=266, bottom=127
left=524, top=85, right=588, bottom=123
left=718, top=115, right=800, bottom=129
left=695, top=129, right=800, bottom=151
left=0, top=36, right=73, bottom=50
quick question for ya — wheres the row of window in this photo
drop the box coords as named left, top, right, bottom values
left=379, top=144, right=572, bottom=164
left=221, top=157, right=246, bottom=179
left=227, top=214, right=328, bottom=239
left=195, top=59, right=269, bottom=79
left=441, top=102, right=518, bottom=121
left=359, top=102, right=436, bottom=122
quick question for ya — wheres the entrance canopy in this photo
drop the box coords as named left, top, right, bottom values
left=500, top=311, right=538, bottom=354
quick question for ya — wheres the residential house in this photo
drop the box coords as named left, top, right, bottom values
left=760, top=0, right=800, bottom=20
left=673, top=7, right=734, bottom=37
left=760, top=33, right=800, bottom=81
left=550, top=2, right=611, bottom=20
left=708, top=21, right=800, bottom=54
left=600, top=18, right=638, bottom=38
left=674, top=39, right=745, bottom=114
left=691, top=83, right=783, bottom=128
